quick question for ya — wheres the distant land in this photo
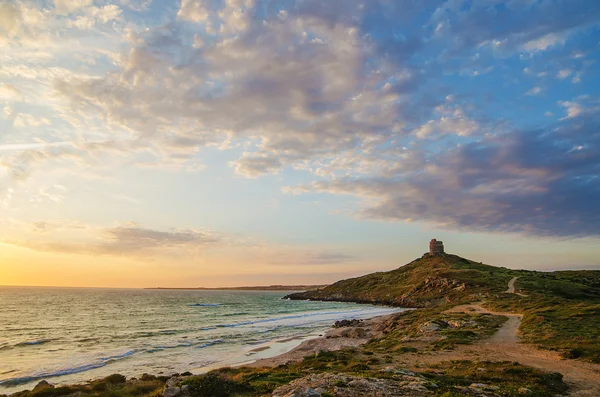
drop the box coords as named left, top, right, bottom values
left=145, top=285, right=328, bottom=291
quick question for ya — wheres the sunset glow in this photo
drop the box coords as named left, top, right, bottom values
left=2, top=0, right=600, bottom=287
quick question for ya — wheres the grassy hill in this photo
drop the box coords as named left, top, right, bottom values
left=287, top=253, right=600, bottom=362
left=286, top=254, right=515, bottom=307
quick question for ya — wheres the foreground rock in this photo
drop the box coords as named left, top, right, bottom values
left=271, top=372, right=434, bottom=397
left=333, top=319, right=363, bottom=328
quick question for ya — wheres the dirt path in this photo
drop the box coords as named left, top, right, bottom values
left=506, top=276, right=528, bottom=296
left=506, top=276, right=518, bottom=293
left=400, top=303, right=600, bottom=396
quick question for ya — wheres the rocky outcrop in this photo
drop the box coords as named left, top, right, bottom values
left=33, top=381, right=54, bottom=391
left=271, top=371, right=435, bottom=397
left=333, top=319, right=363, bottom=328
left=327, top=326, right=368, bottom=339
left=162, top=376, right=191, bottom=397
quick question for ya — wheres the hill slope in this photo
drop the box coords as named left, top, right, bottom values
left=287, top=253, right=600, bottom=361
left=286, top=254, right=515, bottom=307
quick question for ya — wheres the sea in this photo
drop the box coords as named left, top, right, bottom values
left=0, top=287, right=404, bottom=393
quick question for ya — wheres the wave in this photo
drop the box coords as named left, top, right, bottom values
left=0, top=339, right=56, bottom=351
left=17, top=339, right=53, bottom=347
left=187, top=303, right=220, bottom=307
left=0, top=350, right=136, bottom=387
left=220, top=311, right=250, bottom=317
left=196, top=339, right=222, bottom=349
left=149, top=338, right=223, bottom=351
left=213, top=308, right=371, bottom=328
left=150, top=342, right=194, bottom=349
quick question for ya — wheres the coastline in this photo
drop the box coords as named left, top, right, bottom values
left=244, top=313, right=396, bottom=368
left=189, top=311, right=403, bottom=375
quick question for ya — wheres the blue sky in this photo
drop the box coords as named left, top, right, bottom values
left=1, top=0, right=599, bottom=287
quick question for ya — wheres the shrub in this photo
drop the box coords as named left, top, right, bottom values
left=104, top=374, right=127, bottom=384
left=183, top=373, right=252, bottom=397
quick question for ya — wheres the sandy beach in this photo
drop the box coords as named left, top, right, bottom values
left=245, top=314, right=394, bottom=368
left=190, top=313, right=397, bottom=374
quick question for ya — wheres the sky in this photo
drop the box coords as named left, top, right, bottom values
left=1, top=0, right=600, bottom=288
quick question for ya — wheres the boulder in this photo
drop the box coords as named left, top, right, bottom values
left=163, top=387, right=181, bottom=397
left=33, top=381, right=54, bottom=391
left=333, top=319, right=363, bottom=328
left=418, top=321, right=442, bottom=333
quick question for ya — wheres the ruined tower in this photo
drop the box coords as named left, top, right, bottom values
left=429, top=239, right=444, bottom=256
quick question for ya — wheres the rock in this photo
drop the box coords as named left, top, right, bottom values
left=33, top=381, right=54, bottom=391
left=333, top=319, right=363, bottom=328
left=166, top=377, right=181, bottom=388
left=518, top=387, right=532, bottom=394
left=305, top=388, right=320, bottom=396
left=469, top=383, right=500, bottom=392
left=418, top=321, right=441, bottom=333
left=163, top=387, right=181, bottom=397
left=349, top=327, right=367, bottom=338
left=271, top=372, right=433, bottom=397
left=469, top=383, right=488, bottom=388
left=447, top=320, right=463, bottom=328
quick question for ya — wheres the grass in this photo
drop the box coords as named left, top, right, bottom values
left=286, top=254, right=515, bottom=307
left=421, top=360, right=568, bottom=396
left=368, top=307, right=507, bottom=353
left=174, top=354, right=567, bottom=397
left=290, top=253, right=600, bottom=362
left=7, top=374, right=166, bottom=397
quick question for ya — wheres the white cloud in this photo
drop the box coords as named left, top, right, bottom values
left=0, top=83, right=23, bottom=100
left=69, top=5, right=122, bottom=29
left=54, top=0, right=93, bottom=15
left=13, top=113, right=52, bottom=127
left=522, top=33, right=566, bottom=52
left=559, top=101, right=583, bottom=119
left=526, top=86, right=542, bottom=96
left=557, top=69, right=573, bottom=79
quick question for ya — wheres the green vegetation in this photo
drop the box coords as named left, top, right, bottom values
left=421, top=360, right=568, bottom=396
left=289, top=253, right=600, bottom=362
left=9, top=374, right=166, bottom=397
left=286, top=254, right=514, bottom=307
left=486, top=271, right=600, bottom=362
left=368, top=308, right=507, bottom=353
left=172, top=354, right=567, bottom=397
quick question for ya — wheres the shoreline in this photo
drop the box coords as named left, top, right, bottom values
left=189, top=312, right=400, bottom=374
left=246, top=313, right=396, bottom=368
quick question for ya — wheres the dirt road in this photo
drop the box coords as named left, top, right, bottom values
left=401, top=302, right=600, bottom=396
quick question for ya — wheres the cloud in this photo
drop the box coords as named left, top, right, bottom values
left=54, top=0, right=93, bottom=15
left=557, top=69, right=573, bottom=79
left=0, top=83, right=23, bottom=100
left=5, top=223, right=226, bottom=258
left=2, top=0, right=599, bottom=241
left=522, top=33, right=567, bottom=53
left=290, top=111, right=600, bottom=237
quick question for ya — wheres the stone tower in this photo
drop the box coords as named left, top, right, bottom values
left=429, top=239, right=444, bottom=256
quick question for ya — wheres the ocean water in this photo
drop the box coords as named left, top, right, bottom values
left=0, top=287, right=403, bottom=393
